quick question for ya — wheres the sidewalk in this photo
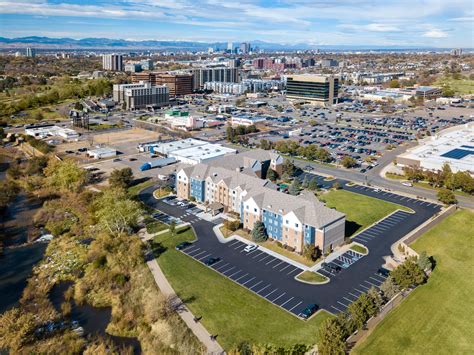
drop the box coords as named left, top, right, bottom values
left=146, top=258, right=225, bottom=354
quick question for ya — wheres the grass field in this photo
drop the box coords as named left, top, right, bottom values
left=435, top=77, right=474, bottom=94
left=153, top=227, right=333, bottom=350
left=319, top=189, right=411, bottom=237
left=350, top=244, right=368, bottom=254
left=353, top=209, right=474, bottom=354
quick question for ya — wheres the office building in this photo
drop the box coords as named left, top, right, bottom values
left=240, top=42, right=251, bottom=54
left=175, top=149, right=345, bottom=253
left=25, top=47, right=36, bottom=58
left=321, top=59, right=338, bottom=67
left=113, top=82, right=169, bottom=110
left=140, top=59, right=154, bottom=71
left=102, top=54, right=123, bottom=71
left=156, top=73, right=193, bottom=97
left=191, top=67, right=239, bottom=90
left=124, top=63, right=142, bottom=73
left=286, top=74, right=339, bottom=106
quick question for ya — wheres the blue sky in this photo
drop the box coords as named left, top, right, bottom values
left=0, top=0, right=473, bottom=47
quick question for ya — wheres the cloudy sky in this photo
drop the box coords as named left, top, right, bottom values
left=0, top=0, right=473, bottom=47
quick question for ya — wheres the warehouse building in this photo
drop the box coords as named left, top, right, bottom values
left=397, top=123, right=474, bottom=174
left=24, top=124, right=79, bottom=140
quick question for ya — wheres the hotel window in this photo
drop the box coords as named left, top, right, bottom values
left=295, top=223, right=299, bottom=228
left=254, top=208, right=257, bottom=213
left=285, top=220, right=289, bottom=224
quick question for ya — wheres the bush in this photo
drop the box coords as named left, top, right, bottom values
left=437, top=188, right=457, bottom=204
left=391, top=256, right=426, bottom=289
left=224, top=219, right=241, bottom=232
left=93, top=255, right=107, bottom=269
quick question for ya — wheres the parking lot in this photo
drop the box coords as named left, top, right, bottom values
left=139, top=182, right=441, bottom=318
left=318, top=249, right=366, bottom=279
left=181, top=239, right=309, bottom=317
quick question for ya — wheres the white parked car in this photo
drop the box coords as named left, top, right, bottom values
left=244, top=244, right=258, bottom=253
left=401, top=181, right=413, bottom=187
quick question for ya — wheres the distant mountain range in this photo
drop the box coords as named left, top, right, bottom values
left=0, top=36, right=445, bottom=51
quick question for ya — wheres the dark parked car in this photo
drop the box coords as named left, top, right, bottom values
left=204, top=257, right=220, bottom=266
left=299, top=304, right=318, bottom=319
left=377, top=268, right=390, bottom=277
left=175, top=241, right=192, bottom=251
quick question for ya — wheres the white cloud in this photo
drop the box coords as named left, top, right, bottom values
left=422, top=29, right=448, bottom=38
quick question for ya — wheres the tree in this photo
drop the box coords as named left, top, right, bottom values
left=308, top=177, right=319, bottom=191
left=302, top=175, right=309, bottom=189
left=288, top=178, right=301, bottom=195
left=341, top=156, right=357, bottom=168
left=333, top=181, right=342, bottom=190
left=44, top=158, right=86, bottom=193
left=315, top=148, right=331, bottom=162
left=367, top=286, right=384, bottom=311
left=347, top=293, right=378, bottom=330
left=417, top=251, right=433, bottom=271
left=282, top=159, right=296, bottom=177
left=437, top=188, right=457, bottom=204
left=318, top=317, right=347, bottom=355
left=251, top=221, right=267, bottom=242
left=0, top=308, right=36, bottom=352
left=259, top=139, right=272, bottom=150
left=391, top=256, right=426, bottom=289
left=380, top=276, right=400, bottom=300
left=389, top=79, right=400, bottom=88
left=442, top=86, right=455, bottom=97
left=302, top=244, right=321, bottom=261
left=94, top=188, right=142, bottom=236
left=169, top=220, right=176, bottom=237
left=109, top=167, right=134, bottom=189
left=267, top=168, right=277, bottom=182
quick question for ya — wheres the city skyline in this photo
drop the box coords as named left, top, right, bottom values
left=0, top=0, right=473, bottom=48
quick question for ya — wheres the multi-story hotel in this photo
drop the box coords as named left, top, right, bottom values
left=176, top=150, right=345, bottom=253
left=286, top=74, right=339, bottom=106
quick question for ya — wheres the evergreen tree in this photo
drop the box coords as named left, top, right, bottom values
left=289, top=178, right=301, bottom=196
left=308, top=177, right=318, bottom=191
left=251, top=221, right=267, bottom=242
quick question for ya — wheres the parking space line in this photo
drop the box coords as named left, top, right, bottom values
left=272, top=261, right=285, bottom=269
left=228, top=240, right=240, bottom=247
left=343, top=296, right=354, bottom=303
left=256, top=284, right=271, bottom=294
left=241, top=276, right=256, bottom=286
left=185, top=246, right=199, bottom=254
left=337, top=300, right=349, bottom=307
left=235, top=273, right=249, bottom=282
left=228, top=270, right=241, bottom=278
left=191, top=250, right=207, bottom=258
left=234, top=243, right=245, bottom=250
left=370, top=276, right=383, bottom=283
left=287, top=267, right=301, bottom=275
left=289, top=301, right=303, bottom=312
left=271, top=292, right=286, bottom=303
left=258, top=254, right=271, bottom=262
left=373, top=273, right=387, bottom=281
left=252, top=251, right=264, bottom=259
left=331, top=305, right=343, bottom=313
left=364, top=280, right=379, bottom=288
left=264, top=288, right=278, bottom=298
left=278, top=264, right=292, bottom=272
left=197, top=253, right=212, bottom=261
left=221, top=266, right=236, bottom=275
left=359, top=284, right=370, bottom=290
left=349, top=291, right=360, bottom=298
left=245, top=248, right=260, bottom=255
left=265, top=258, right=278, bottom=265
left=210, top=259, right=223, bottom=267
left=249, top=281, right=263, bottom=290
left=215, top=262, right=229, bottom=271
left=279, top=297, right=295, bottom=308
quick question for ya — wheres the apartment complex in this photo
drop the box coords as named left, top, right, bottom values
left=112, top=82, right=169, bottom=110
left=176, top=150, right=345, bottom=252
left=102, top=54, right=123, bottom=71
left=192, top=67, right=240, bottom=90
left=286, top=74, right=339, bottom=106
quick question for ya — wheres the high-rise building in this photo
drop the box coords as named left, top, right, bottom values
left=191, top=67, right=239, bottom=90
left=286, top=74, right=339, bottom=106
left=140, top=59, right=154, bottom=71
left=321, top=59, right=338, bottom=68
left=124, top=63, right=142, bottom=72
left=239, top=42, right=251, bottom=54
left=25, top=47, right=36, bottom=57
left=102, top=54, right=124, bottom=71
left=113, top=82, right=169, bottom=110
left=155, top=73, right=193, bottom=97
left=227, top=42, right=233, bottom=51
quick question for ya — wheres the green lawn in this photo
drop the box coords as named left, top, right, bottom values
left=353, top=209, right=474, bottom=354
left=435, top=77, right=474, bottom=94
left=152, top=227, right=333, bottom=350
left=350, top=244, right=368, bottom=254
left=127, top=179, right=155, bottom=196
left=296, top=271, right=328, bottom=284
left=146, top=221, right=168, bottom=234
left=319, top=189, right=411, bottom=237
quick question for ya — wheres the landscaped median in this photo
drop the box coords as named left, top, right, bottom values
left=296, top=270, right=329, bottom=284
left=350, top=243, right=368, bottom=255
left=151, top=227, right=334, bottom=351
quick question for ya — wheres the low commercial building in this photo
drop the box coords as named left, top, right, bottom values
left=24, top=124, right=79, bottom=140
left=87, top=147, right=117, bottom=159
left=176, top=150, right=345, bottom=252
left=152, top=138, right=236, bottom=165
left=231, top=115, right=267, bottom=126
left=396, top=123, right=474, bottom=174
left=285, top=74, right=339, bottom=106
left=164, top=110, right=204, bottom=130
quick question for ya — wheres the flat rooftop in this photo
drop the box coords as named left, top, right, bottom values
left=398, top=123, right=474, bottom=173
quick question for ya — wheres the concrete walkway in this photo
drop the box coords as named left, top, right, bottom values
left=139, top=229, right=225, bottom=354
